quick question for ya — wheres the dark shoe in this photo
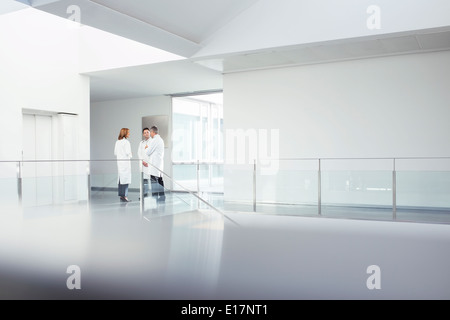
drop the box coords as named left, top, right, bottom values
left=157, top=196, right=166, bottom=202
left=120, top=197, right=131, bottom=202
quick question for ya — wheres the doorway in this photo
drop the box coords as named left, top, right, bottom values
left=21, top=112, right=80, bottom=206
left=22, top=113, right=53, bottom=206
left=172, top=92, right=224, bottom=194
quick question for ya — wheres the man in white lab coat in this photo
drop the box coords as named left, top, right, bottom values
left=138, top=127, right=151, bottom=197
left=146, top=126, right=165, bottom=201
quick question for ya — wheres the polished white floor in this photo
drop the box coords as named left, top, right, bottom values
left=1, top=191, right=450, bottom=300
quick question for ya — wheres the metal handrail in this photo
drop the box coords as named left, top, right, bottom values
left=256, top=156, right=450, bottom=161
left=2, top=155, right=449, bottom=163
left=172, top=161, right=224, bottom=165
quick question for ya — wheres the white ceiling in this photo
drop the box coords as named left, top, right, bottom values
left=85, top=59, right=223, bottom=102
left=0, top=0, right=28, bottom=15
left=88, top=0, right=260, bottom=45
left=85, top=26, right=450, bottom=102
left=9, top=0, right=450, bottom=102
left=20, top=0, right=260, bottom=57
left=214, top=27, right=450, bottom=73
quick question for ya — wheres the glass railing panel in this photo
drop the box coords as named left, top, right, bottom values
left=89, top=159, right=143, bottom=202
left=172, top=162, right=225, bottom=194
left=3, top=157, right=450, bottom=224
left=222, top=163, right=254, bottom=212
left=255, top=159, right=318, bottom=216
left=87, top=159, right=209, bottom=219
left=141, top=163, right=227, bottom=220
left=59, top=160, right=90, bottom=203
left=0, top=162, right=19, bottom=209
left=210, top=163, right=224, bottom=193
left=0, top=159, right=227, bottom=223
left=396, top=158, right=450, bottom=223
left=204, top=163, right=225, bottom=210
left=198, top=163, right=209, bottom=193
left=21, top=160, right=60, bottom=208
left=172, top=164, right=197, bottom=192
left=198, top=163, right=224, bottom=194
left=321, top=159, right=393, bottom=220
left=198, top=163, right=224, bottom=210
left=15, top=160, right=91, bottom=219
left=89, top=160, right=119, bottom=203
left=142, top=182, right=198, bottom=218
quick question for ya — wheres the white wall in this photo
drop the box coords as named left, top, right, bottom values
left=0, top=8, right=90, bottom=162
left=90, top=96, right=173, bottom=190
left=0, top=8, right=90, bottom=207
left=223, top=51, right=450, bottom=207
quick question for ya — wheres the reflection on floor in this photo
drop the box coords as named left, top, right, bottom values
left=201, top=193, right=450, bottom=225
left=1, top=190, right=450, bottom=299
left=18, top=190, right=450, bottom=225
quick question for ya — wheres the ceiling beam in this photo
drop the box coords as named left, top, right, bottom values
left=22, top=0, right=202, bottom=57
left=14, top=0, right=31, bottom=5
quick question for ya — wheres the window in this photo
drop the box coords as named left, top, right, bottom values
left=172, top=93, right=224, bottom=192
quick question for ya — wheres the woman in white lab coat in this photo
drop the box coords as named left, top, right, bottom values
left=114, top=128, right=132, bottom=202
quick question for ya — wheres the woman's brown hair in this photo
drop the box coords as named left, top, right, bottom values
left=118, top=128, right=129, bottom=140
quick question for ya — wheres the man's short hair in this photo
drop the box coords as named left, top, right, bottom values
left=150, top=126, right=158, bottom=134
left=143, top=127, right=150, bottom=133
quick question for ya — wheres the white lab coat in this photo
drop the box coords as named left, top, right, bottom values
left=146, top=134, right=164, bottom=177
left=137, top=139, right=151, bottom=178
left=114, top=138, right=132, bottom=184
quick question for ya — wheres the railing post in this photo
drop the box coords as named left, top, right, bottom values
left=17, top=162, right=22, bottom=206
left=393, top=158, right=397, bottom=221
left=253, top=159, right=256, bottom=212
left=140, top=171, right=144, bottom=215
left=197, top=160, right=200, bottom=208
left=86, top=163, right=91, bottom=208
left=318, top=158, right=322, bottom=216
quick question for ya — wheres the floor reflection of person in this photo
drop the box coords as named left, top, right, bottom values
left=138, top=127, right=151, bottom=198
